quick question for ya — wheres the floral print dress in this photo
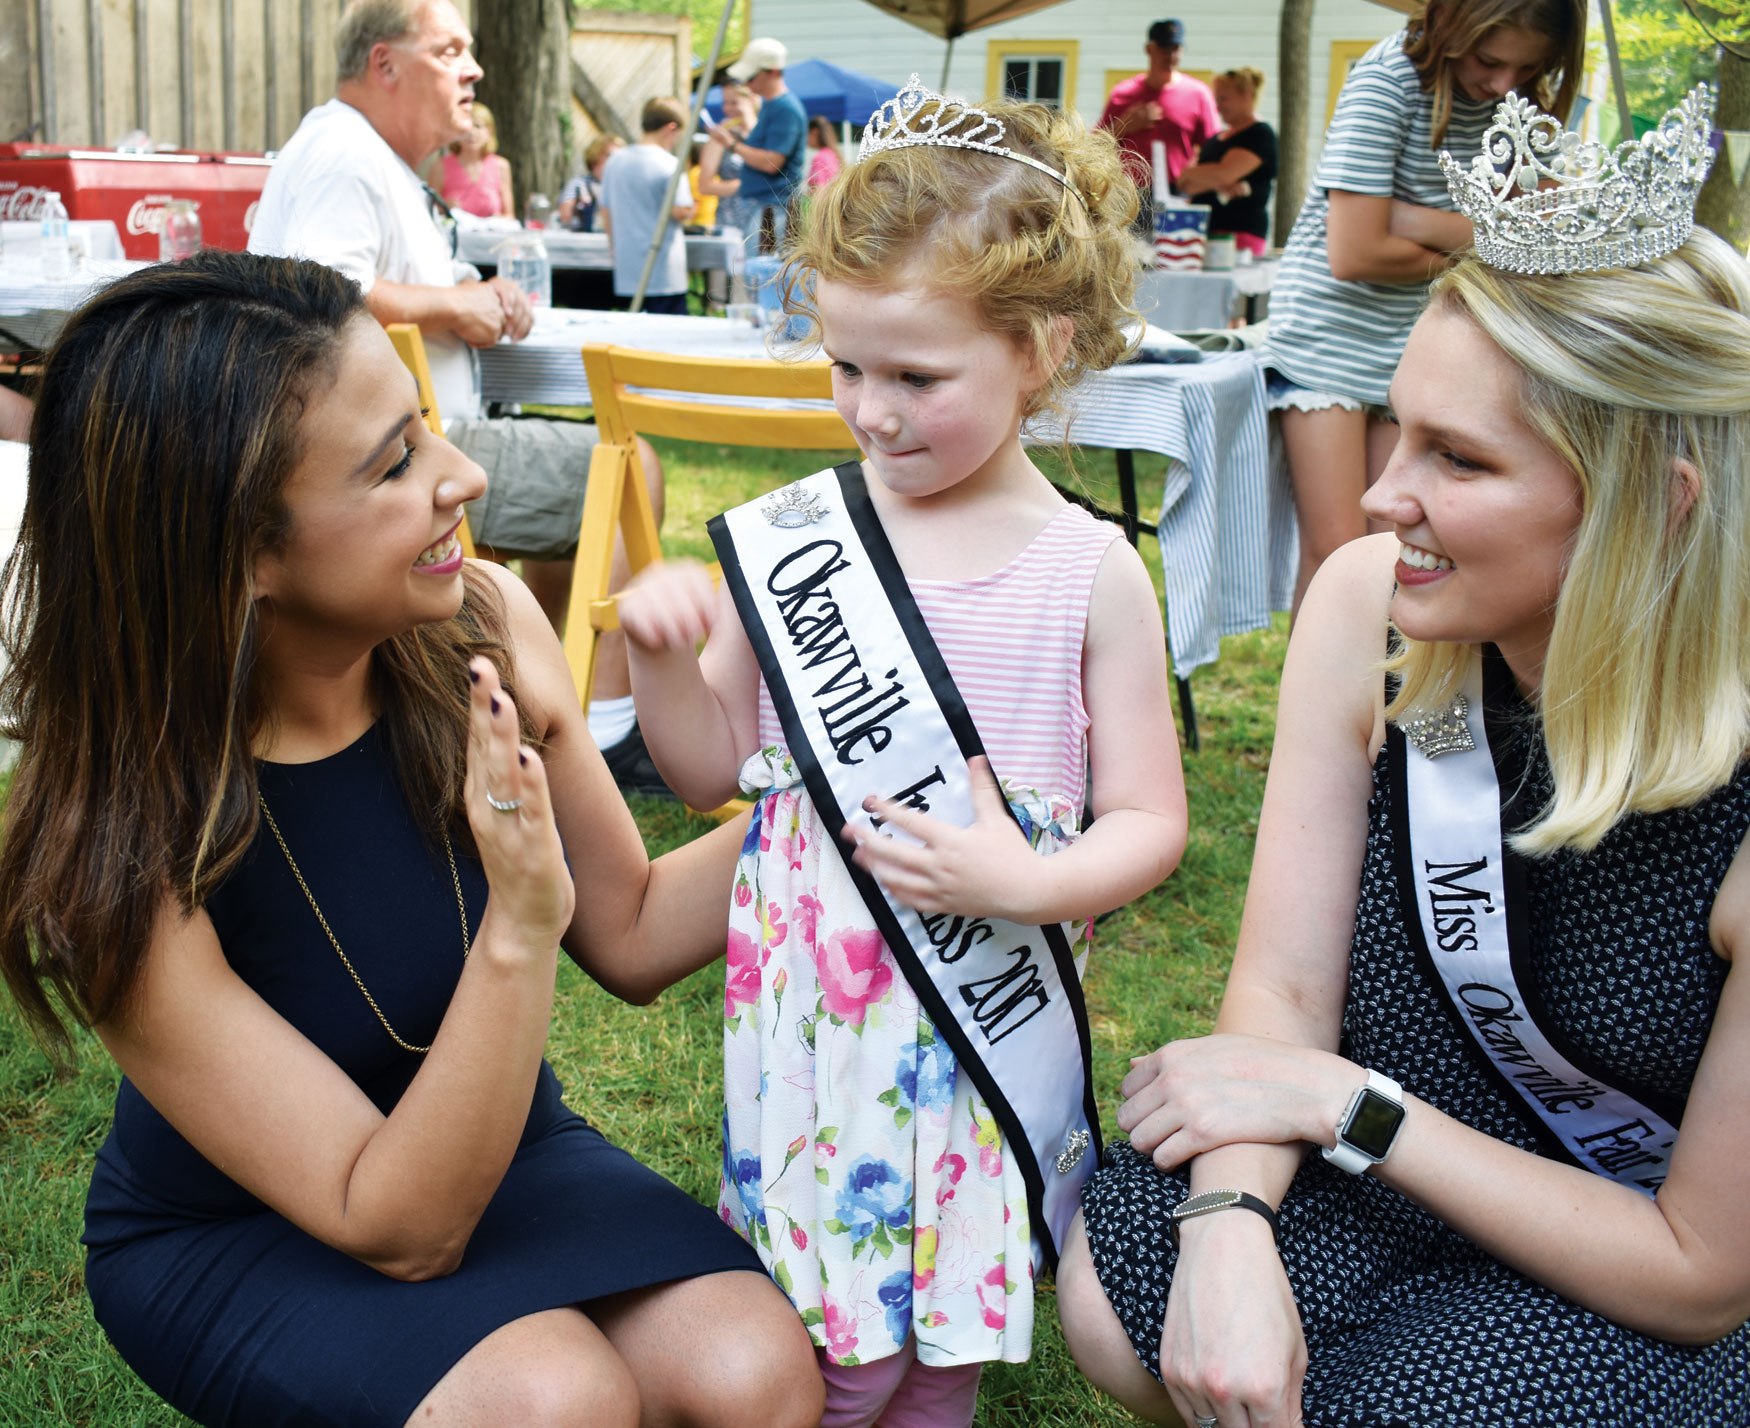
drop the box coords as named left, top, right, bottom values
left=719, top=748, right=1091, bottom=1369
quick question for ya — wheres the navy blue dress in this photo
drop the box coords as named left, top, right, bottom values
left=82, top=724, right=761, bottom=1428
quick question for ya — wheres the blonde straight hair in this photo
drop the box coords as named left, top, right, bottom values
left=1385, top=231, right=1750, bottom=854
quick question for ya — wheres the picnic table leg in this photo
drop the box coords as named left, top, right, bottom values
left=1114, top=449, right=1198, bottom=753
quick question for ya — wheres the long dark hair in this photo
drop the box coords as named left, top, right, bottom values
left=0, top=251, right=513, bottom=1054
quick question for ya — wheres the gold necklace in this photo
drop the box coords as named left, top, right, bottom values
left=258, top=795, right=470, bottom=1055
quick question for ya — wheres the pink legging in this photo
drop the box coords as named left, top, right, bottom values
left=817, top=1339, right=984, bottom=1428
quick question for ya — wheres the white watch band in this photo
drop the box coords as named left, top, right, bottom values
left=1321, top=1069, right=1403, bottom=1174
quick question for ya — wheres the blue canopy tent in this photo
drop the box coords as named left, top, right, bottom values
left=701, top=59, right=902, bottom=127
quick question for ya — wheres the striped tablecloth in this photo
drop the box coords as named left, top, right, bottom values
left=480, top=309, right=1292, bottom=676
left=0, top=440, right=27, bottom=691
left=0, top=258, right=149, bottom=348
left=1135, top=259, right=1278, bottom=331
left=457, top=227, right=740, bottom=273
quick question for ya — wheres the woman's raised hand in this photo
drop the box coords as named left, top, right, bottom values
left=465, top=657, right=574, bottom=952
left=617, top=559, right=720, bottom=653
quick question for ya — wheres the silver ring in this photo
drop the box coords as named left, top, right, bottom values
left=1196, top=1417, right=1220, bottom=1428
left=485, top=790, right=523, bottom=813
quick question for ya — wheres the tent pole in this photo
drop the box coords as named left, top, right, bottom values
left=1595, top=0, right=1632, bottom=138
left=631, top=0, right=738, bottom=311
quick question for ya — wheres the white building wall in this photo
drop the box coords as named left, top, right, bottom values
left=749, top=0, right=1404, bottom=184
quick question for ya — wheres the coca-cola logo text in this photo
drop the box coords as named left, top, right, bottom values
left=0, top=186, right=53, bottom=221
left=126, top=195, right=200, bottom=236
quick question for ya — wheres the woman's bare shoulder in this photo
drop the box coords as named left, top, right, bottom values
left=1285, top=533, right=1398, bottom=754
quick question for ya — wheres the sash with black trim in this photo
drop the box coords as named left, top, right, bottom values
left=709, top=462, right=1101, bottom=1270
left=1389, top=653, right=1682, bottom=1196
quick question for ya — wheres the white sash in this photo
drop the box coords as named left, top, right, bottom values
left=1396, top=660, right=1679, bottom=1196
left=709, top=463, right=1101, bottom=1268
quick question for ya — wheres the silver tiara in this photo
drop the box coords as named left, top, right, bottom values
left=860, top=74, right=1087, bottom=208
left=1441, top=83, right=1714, bottom=275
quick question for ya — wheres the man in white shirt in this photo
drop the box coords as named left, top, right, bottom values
left=251, top=0, right=670, bottom=793
left=600, top=98, right=695, bottom=314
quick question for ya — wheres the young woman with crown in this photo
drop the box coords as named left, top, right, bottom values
left=1059, top=87, right=1750, bottom=1428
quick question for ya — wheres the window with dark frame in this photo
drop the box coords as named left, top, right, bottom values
left=1001, top=56, right=1065, bottom=108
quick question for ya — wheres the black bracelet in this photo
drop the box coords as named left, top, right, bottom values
left=1168, top=1188, right=1280, bottom=1250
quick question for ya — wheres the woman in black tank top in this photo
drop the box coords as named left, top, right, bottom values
left=1178, top=67, right=1277, bottom=256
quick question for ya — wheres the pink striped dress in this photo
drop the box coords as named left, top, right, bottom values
left=720, top=497, right=1119, bottom=1370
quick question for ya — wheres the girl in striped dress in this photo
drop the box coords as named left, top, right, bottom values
left=621, top=90, right=1188, bottom=1428
left=1263, top=0, right=1584, bottom=614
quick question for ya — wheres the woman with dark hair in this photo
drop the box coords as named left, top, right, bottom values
left=1262, top=0, right=1585, bottom=615
left=806, top=114, right=842, bottom=189
left=0, top=251, right=823, bottom=1428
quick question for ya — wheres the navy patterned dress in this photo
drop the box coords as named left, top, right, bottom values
left=81, top=724, right=761, bottom=1428
left=1082, top=650, right=1750, bottom=1426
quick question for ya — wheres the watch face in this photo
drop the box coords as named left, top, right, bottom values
left=1346, top=1086, right=1405, bottom=1159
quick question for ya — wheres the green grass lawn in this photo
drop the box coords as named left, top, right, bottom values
left=0, top=436, right=1287, bottom=1426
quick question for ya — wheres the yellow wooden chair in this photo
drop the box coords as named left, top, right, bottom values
left=561, top=343, right=858, bottom=819
left=385, top=323, right=478, bottom=559
left=562, top=343, right=859, bottom=707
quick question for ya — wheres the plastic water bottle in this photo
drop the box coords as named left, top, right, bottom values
left=494, top=233, right=550, bottom=308
left=159, top=200, right=202, bottom=262
left=40, top=191, right=71, bottom=281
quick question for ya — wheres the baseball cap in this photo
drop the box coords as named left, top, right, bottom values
left=728, top=37, right=788, bottom=82
left=1148, top=19, right=1186, bottom=47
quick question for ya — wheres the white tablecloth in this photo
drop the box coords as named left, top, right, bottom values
left=480, top=308, right=1293, bottom=675
left=0, top=258, right=149, bottom=348
left=458, top=228, right=740, bottom=273
left=1135, top=259, right=1277, bottom=331
left=2, top=220, right=126, bottom=263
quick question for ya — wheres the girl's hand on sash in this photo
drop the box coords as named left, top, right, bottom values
left=1161, top=1211, right=1308, bottom=1428
left=618, top=559, right=720, bottom=652
left=847, top=756, right=1045, bottom=921
left=1117, top=1034, right=1360, bottom=1170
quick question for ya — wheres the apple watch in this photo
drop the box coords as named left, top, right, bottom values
left=1321, top=1069, right=1406, bottom=1174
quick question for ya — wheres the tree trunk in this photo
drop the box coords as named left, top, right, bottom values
left=1696, top=45, right=1750, bottom=249
left=1276, top=0, right=1315, bottom=247
left=474, top=0, right=572, bottom=212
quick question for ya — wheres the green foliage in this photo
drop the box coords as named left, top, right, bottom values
left=1594, top=0, right=1742, bottom=125
left=0, top=438, right=1288, bottom=1425
left=578, top=0, right=745, bottom=57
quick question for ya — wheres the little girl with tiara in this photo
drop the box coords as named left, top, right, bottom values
left=620, top=78, right=1188, bottom=1428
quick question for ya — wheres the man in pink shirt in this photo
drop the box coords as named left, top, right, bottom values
left=1098, top=18, right=1220, bottom=209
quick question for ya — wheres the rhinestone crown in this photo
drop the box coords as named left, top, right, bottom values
left=1402, top=694, right=1476, bottom=760
left=760, top=484, right=829, bottom=528
left=860, top=74, right=1086, bottom=208
left=1440, top=84, right=1714, bottom=275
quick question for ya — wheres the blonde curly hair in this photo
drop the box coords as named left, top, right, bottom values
left=779, top=96, right=1140, bottom=431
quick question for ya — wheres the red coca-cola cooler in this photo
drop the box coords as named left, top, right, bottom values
left=0, top=146, right=273, bottom=259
